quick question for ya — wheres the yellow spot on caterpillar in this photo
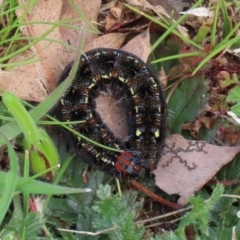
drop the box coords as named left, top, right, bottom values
left=119, top=76, right=125, bottom=82
left=114, top=144, right=120, bottom=149
left=130, top=87, right=135, bottom=95
left=136, top=128, right=142, bottom=137
left=101, top=74, right=109, bottom=79
left=150, top=77, right=154, bottom=82
left=60, top=99, right=65, bottom=105
left=94, top=52, right=101, bottom=56
left=155, top=129, right=160, bottom=138
left=135, top=106, right=139, bottom=113
left=84, top=97, right=88, bottom=103
left=88, top=83, right=96, bottom=89
left=101, top=157, right=109, bottom=163
left=127, top=56, right=134, bottom=60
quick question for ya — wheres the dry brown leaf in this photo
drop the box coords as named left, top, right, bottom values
left=181, top=120, right=202, bottom=139
left=0, top=52, right=50, bottom=101
left=0, top=0, right=63, bottom=101
left=96, top=93, right=128, bottom=140
left=83, top=33, right=128, bottom=52
left=60, top=0, right=101, bottom=66
left=16, top=0, right=63, bottom=87
left=104, top=1, right=124, bottom=31
left=154, top=134, right=240, bottom=205
left=121, top=28, right=151, bottom=62
left=159, top=66, right=168, bottom=88
left=0, top=0, right=102, bottom=101
left=110, top=5, right=123, bottom=20
left=105, top=15, right=118, bottom=31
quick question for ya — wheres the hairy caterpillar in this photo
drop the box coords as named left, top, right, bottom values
left=52, top=48, right=167, bottom=179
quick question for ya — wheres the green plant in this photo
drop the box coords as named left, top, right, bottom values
left=1, top=0, right=240, bottom=239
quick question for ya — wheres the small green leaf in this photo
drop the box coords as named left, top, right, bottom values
left=227, top=86, right=240, bottom=102
left=226, top=86, right=240, bottom=115
left=230, top=104, right=240, bottom=115
left=168, top=76, right=208, bottom=135
left=2, top=92, right=60, bottom=180
left=193, top=25, right=210, bottom=44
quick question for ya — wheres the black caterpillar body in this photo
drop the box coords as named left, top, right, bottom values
left=52, top=48, right=167, bottom=179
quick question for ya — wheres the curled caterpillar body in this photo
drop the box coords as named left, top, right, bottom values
left=52, top=48, right=167, bottom=179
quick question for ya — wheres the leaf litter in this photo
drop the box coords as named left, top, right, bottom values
left=1, top=0, right=240, bottom=209
left=154, top=134, right=240, bottom=205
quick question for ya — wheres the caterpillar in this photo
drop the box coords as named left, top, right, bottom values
left=51, top=48, right=167, bottom=179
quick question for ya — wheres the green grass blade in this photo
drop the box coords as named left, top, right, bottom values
left=219, top=0, right=232, bottom=38
left=151, top=51, right=201, bottom=64
left=211, top=2, right=219, bottom=47
left=0, top=142, right=18, bottom=224
left=0, top=171, right=90, bottom=195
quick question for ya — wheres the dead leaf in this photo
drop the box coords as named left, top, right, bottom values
left=181, top=120, right=202, bottom=139
left=104, top=1, right=124, bottom=30
left=0, top=52, right=50, bottom=102
left=154, top=134, right=240, bottom=205
left=0, top=0, right=101, bottom=101
left=96, top=93, right=128, bottom=140
left=110, top=5, right=123, bottom=20
left=83, top=33, right=128, bottom=52
left=121, top=28, right=151, bottom=62
left=0, top=0, right=63, bottom=101
left=16, top=0, right=63, bottom=88
left=59, top=0, right=101, bottom=66
left=198, top=116, right=215, bottom=130
left=218, top=126, right=240, bottom=146
left=159, top=66, right=168, bottom=88
left=105, top=15, right=119, bottom=31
